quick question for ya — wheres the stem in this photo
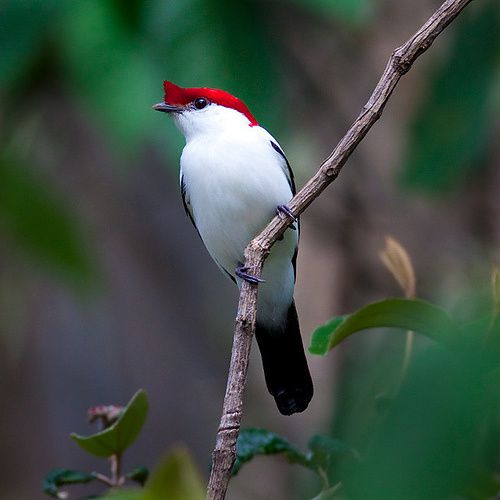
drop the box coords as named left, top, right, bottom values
left=93, top=472, right=114, bottom=488
left=399, top=330, right=414, bottom=388
left=110, top=453, right=123, bottom=487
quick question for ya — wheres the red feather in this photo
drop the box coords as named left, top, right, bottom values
left=163, top=81, right=258, bottom=127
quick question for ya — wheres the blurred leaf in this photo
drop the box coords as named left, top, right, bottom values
left=0, top=155, right=95, bottom=288
left=71, top=390, right=148, bottom=458
left=308, top=435, right=358, bottom=476
left=309, top=298, right=457, bottom=355
left=459, top=316, right=494, bottom=343
left=0, top=0, right=62, bottom=87
left=57, top=0, right=163, bottom=153
left=379, top=236, right=416, bottom=298
left=43, top=468, right=95, bottom=498
left=342, top=346, right=496, bottom=499
left=109, top=0, right=147, bottom=33
left=126, top=467, right=149, bottom=487
left=400, top=0, right=500, bottom=193
left=289, top=0, right=375, bottom=24
left=143, top=447, right=204, bottom=500
left=233, top=428, right=309, bottom=476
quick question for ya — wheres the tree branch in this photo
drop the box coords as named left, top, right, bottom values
left=206, top=0, right=474, bottom=498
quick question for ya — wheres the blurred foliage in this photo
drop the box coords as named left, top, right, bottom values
left=254, top=267, right=500, bottom=498
left=341, top=342, right=500, bottom=499
left=0, top=154, right=95, bottom=288
left=140, top=447, right=205, bottom=500
left=290, top=0, right=376, bottom=25
left=400, top=0, right=500, bottom=193
left=314, top=267, right=500, bottom=499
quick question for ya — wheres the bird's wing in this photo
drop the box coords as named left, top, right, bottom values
left=267, top=140, right=299, bottom=281
left=270, top=141, right=296, bottom=196
left=180, top=173, right=197, bottom=229
left=180, top=173, right=236, bottom=284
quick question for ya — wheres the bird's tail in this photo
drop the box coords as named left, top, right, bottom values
left=255, top=301, right=313, bottom=415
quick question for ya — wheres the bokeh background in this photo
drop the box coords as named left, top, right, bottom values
left=1, top=0, right=500, bottom=498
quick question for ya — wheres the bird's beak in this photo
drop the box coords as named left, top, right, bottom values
left=152, top=102, right=181, bottom=113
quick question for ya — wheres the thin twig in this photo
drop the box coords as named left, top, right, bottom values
left=93, top=472, right=114, bottom=488
left=206, top=1, right=474, bottom=498
left=110, top=453, right=123, bottom=487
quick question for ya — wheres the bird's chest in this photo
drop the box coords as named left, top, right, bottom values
left=180, top=136, right=290, bottom=265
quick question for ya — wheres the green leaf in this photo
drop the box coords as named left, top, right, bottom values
left=0, top=155, right=96, bottom=289
left=309, top=316, right=348, bottom=356
left=308, top=435, right=358, bottom=474
left=126, top=467, right=149, bottom=486
left=400, top=0, right=500, bottom=193
left=143, top=447, right=204, bottom=500
left=232, top=428, right=309, bottom=476
left=71, top=390, right=148, bottom=458
left=309, top=298, right=457, bottom=355
left=43, top=468, right=95, bottom=498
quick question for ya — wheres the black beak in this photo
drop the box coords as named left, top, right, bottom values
left=152, top=102, right=181, bottom=113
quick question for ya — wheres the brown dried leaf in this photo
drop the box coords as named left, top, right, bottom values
left=379, top=236, right=416, bottom=298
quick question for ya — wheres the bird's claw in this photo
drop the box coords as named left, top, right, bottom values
left=235, top=265, right=265, bottom=284
left=277, top=204, right=297, bottom=230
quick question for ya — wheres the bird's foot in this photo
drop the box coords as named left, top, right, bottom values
left=276, top=204, right=297, bottom=230
left=235, top=265, right=265, bottom=284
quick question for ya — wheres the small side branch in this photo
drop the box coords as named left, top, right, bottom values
left=206, top=1, right=474, bottom=498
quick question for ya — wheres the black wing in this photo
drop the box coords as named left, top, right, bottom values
left=271, top=141, right=296, bottom=195
left=270, top=141, right=299, bottom=280
left=180, top=174, right=196, bottom=229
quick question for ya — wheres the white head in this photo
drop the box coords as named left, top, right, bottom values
left=153, top=81, right=259, bottom=141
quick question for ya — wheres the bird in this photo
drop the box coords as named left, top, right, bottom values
left=153, top=81, right=313, bottom=415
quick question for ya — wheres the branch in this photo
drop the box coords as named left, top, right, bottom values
left=206, top=0, right=474, bottom=498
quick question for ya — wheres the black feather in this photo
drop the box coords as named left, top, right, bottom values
left=270, top=141, right=296, bottom=195
left=255, top=301, right=313, bottom=415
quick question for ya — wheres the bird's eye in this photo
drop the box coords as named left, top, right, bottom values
left=194, top=97, right=208, bottom=110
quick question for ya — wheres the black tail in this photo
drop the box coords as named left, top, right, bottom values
left=255, top=301, right=313, bottom=415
